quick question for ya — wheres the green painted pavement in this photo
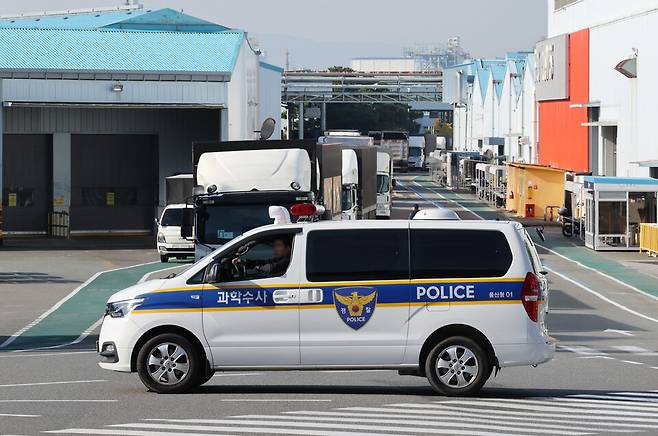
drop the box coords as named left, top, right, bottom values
left=412, top=174, right=658, bottom=298
left=2, top=262, right=173, bottom=351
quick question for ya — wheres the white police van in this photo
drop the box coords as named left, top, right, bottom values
left=98, top=206, right=554, bottom=395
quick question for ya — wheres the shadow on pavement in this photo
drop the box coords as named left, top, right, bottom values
left=194, top=384, right=437, bottom=396
left=0, top=272, right=81, bottom=284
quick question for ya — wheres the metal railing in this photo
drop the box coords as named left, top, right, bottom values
left=48, top=211, right=70, bottom=238
left=640, top=223, right=658, bottom=257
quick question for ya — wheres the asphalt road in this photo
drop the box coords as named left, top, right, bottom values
left=2, top=172, right=658, bottom=436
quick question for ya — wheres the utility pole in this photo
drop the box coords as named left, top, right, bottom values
left=285, top=50, right=290, bottom=71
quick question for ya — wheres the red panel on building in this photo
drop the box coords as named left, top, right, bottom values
left=539, top=29, right=590, bottom=172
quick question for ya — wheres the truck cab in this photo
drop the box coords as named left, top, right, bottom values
left=156, top=204, right=194, bottom=262
left=186, top=141, right=341, bottom=260
left=408, top=136, right=426, bottom=170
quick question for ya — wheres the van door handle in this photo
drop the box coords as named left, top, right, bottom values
left=300, top=288, right=323, bottom=304
left=273, top=289, right=299, bottom=304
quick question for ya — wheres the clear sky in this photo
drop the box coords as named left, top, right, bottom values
left=1, top=0, right=548, bottom=69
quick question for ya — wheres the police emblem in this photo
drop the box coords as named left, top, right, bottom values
left=333, top=287, right=377, bottom=330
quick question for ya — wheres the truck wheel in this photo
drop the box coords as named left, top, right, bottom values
left=160, top=254, right=169, bottom=263
left=425, top=336, right=490, bottom=397
left=137, top=333, right=203, bottom=394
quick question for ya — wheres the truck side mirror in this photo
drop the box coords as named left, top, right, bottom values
left=181, top=208, right=193, bottom=239
left=391, top=179, right=397, bottom=189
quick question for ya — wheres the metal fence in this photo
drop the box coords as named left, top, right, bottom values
left=48, top=211, right=70, bottom=238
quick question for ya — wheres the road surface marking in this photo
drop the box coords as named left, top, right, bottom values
left=46, top=431, right=233, bottom=436
left=0, top=351, right=95, bottom=358
left=558, top=345, right=607, bottom=355
left=0, top=379, right=106, bottom=388
left=233, top=414, right=592, bottom=435
left=212, top=372, right=264, bottom=377
left=0, top=413, right=40, bottom=418
left=613, top=345, right=658, bottom=356
left=116, top=420, right=571, bottom=436
left=545, top=265, right=658, bottom=323
left=603, top=329, right=635, bottom=336
left=283, top=410, right=625, bottom=432
left=219, top=398, right=331, bottom=402
left=0, top=399, right=116, bottom=403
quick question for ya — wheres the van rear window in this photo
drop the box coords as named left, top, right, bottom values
left=411, top=229, right=512, bottom=279
left=306, top=229, right=409, bottom=282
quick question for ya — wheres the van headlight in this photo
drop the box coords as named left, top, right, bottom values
left=105, top=298, right=145, bottom=318
left=157, top=232, right=166, bottom=243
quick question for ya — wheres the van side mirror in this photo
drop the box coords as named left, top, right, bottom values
left=154, top=217, right=159, bottom=226
left=181, top=208, right=193, bottom=239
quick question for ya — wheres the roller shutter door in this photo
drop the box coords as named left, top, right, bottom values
left=2, top=134, right=52, bottom=234
left=70, top=134, right=158, bottom=233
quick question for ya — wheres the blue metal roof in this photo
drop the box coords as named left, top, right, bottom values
left=584, top=176, right=658, bottom=186
left=0, top=8, right=228, bottom=33
left=0, top=28, right=244, bottom=74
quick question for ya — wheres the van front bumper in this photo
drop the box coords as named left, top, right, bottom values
left=97, top=315, right=139, bottom=373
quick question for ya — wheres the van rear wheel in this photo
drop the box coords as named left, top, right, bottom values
left=425, top=336, right=489, bottom=396
left=137, top=333, right=202, bottom=394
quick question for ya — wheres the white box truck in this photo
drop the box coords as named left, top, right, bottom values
left=184, top=140, right=342, bottom=260
left=408, top=136, right=426, bottom=170
left=341, top=149, right=359, bottom=220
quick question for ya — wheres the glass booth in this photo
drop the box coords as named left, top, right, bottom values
left=583, top=177, right=658, bottom=251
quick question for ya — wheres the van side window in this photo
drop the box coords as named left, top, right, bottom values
left=306, top=229, right=409, bottom=282
left=411, top=229, right=512, bottom=279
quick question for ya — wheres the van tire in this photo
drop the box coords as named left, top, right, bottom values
left=160, top=255, right=169, bottom=263
left=137, top=333, right=203, bottom=394
left=425, top=336, right=490, bottom=397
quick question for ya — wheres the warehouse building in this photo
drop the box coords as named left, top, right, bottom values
left=537, top=0, right=658, bottom=178
left=0, top=5, right=282, bottom=236
left=444, top=52, right=537, bottom=163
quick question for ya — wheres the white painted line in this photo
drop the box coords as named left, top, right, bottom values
left=441, top=399, right=658, bottom=417
left=545, top=265, right=658, bottom=323
left=0, top=261, right=159, bottom=349
left=474, top=397, right=658, bottom=412
left=45, top=430, right=231, bottom=436
left=558, top=345, right=607, bottom=355
left=130, top=420, right=544, bottom=436
left=114, top=422, right=407, bottom=436
left=569, top=394, right=658, bottom=403
left=0, top=379, right=106, bottom=388
left=0, top=399, right=116, bottom=403
left=603, top=329, right=635, bottom=336
left=613, top=345, right=658, bottom=356
left=537, top=243, right=658, bottom=303
left=380, top=404, right=658, bottom=425
left=234, top=414, right=590, bottom=435
left=615, top=391, right=658, bottom=397
left=284, top=409, right=633, bottom=432
left=219, top=398, right=331, bottom=402
left=652, top=366, right=658, bottom=370
left=577, top=356, right=615, bottom=360
left=622, top=360, right=646, bottom=365
left=0, top=413, right=40, bottom=418
left=319, top=369, right=392, bottom=373
left=0, top=351, right=96, bottom=358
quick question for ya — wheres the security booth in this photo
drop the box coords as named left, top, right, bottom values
left=583, top=176, right=658, bottom=251
left=506, top=163, right=566, bottom=219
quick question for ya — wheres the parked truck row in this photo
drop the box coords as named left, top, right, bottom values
left=158, top=133, right=398, bottom=261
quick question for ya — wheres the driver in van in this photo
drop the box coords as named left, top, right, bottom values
left=232, top=238, right=292, bottom=276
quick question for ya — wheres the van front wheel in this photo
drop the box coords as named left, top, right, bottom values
left=137, top=333, right=202, bottom=394
left=425, top=336, right=489, bottom=396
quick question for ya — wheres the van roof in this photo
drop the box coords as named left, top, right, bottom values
left=253, top=219, right=514, bottom=234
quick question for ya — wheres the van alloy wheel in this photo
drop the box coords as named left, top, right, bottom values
left=435, top=345, right=479, bottom=388
left=146, top=342, right=190, bottom=385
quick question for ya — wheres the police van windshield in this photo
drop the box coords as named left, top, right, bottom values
left=377, top=175, right=390, bottom=194
left=198, top=204, right=275, bottom=245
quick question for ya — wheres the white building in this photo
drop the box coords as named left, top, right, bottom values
left=538, top=0, right=658, bottom=177
left=444, top=53, right=537, bottom=163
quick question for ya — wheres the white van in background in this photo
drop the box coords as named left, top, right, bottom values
left=156, top=204, right=194, bottom=262
left=408, top=136, right=426, bottom=169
